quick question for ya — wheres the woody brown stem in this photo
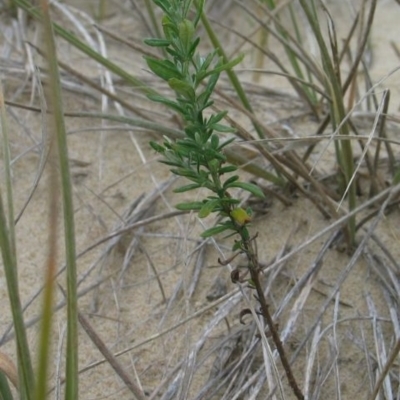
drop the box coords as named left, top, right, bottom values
left=244, top=240, right=304, bottom=400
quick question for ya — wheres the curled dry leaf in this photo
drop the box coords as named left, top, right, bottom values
left=231, top=268, right=240, bottom=283
left=239, top=308, right=252, bottom=325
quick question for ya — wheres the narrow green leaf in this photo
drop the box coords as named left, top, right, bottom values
left=218, top=197, right=240, bottom=205
left=143, top=0, right=163, bottom=41
left=198, top=199, right=219, bottom=218
left=188, top=37, right=200, bottom=57
left=168, top=78, right=195, bottom=100
left=170, top=168, right=199, bottom=179
left=202, top=69, right=219, bottom=94
left=208, top=111, right=227, bottom=125
left=39, top=3, right=79, bottom=399
left=218, top=137, right=236, bottom=151
left=182, top=0, right=192, bottom=17
left=210, top=134, right=219, bottom=149
left=204, top=54, right=245, bottom=78
left=162, top=14, right=177, bottom=40
left=176, top=202, right=204, bottom=211
left=144, top=57, right=183, bottom=81
left=0, top=371, right=13, bottom=400
left=232, top=241, right=243, bottom=252
left=225, top=181, right=265, bottom=198
left=160, top=160, right=183, bottom=168
left=223, top=175, right=240, bottom=187
left=197, top=50, right=217, bottom=73
left=164, top=46, right=179, bottom=58
left=173, top=183, right=201, bottom=193
left=147, top=94, right=185, bottom=113
left=178, top=19, right=195, bottom=54
left=153, top=0, right=170, bottom=13
left=219, top=165, right=237, bottom=174
left=149, top=141, right=165, bottom=153
left=0, top=78, right=34, bottom=400
left=193, top=0, right=204, bottom=26
left=0, top=195, right=34, bottom=400
left=211, top=123, right=234, bottom=133
left=201, top=224, right=231, bottom=238
left=143, top=38, right=171, bottom=47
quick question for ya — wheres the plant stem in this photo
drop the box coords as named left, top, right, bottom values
left=242, top=238, right=304, bottom=400
left=216, top=186, right=304, bottom=398
left=40, top=1, right=79, bottom=398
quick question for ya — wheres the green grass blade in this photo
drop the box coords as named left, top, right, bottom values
left=0, top=82, right=15, bottom=262
left=0, top=372, right=13, bottom=400
left=299, top=0, right=356, bottom=245
left=0, top=82, right=17, bottom=400
left=34, top=195, right=57, bottom=400
left=263, top=0, right=318, bottom=105
left=0, top=83, right=34, bottom=400
left=39, top=1, right=79, bottom=398
left=33, top=88, right=59, bottom=400
left=143, top=0, right=162, bottom=38
left=288, top=3, right=318, bottom=104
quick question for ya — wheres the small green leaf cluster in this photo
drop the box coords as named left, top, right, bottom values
left=144, top=0, right=243, bottom=136
left=145, top=0, right=264, bottom=240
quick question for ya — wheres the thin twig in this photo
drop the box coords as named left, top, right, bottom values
left=77, top=311, right=147, bottom=400
left=245, top=241, right=304, bottom=399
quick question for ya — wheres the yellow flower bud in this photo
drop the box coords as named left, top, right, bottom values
left=230, top=208, right=251, bottom=226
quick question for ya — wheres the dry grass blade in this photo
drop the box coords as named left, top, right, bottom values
left=290, top=183, right=400, bottom=374
left=331, top=295, right=341, bottom=399
left=160, top=290, right=244, bottom=399
left=186, top=242, right=207, bottom=300
left=364, top=273, right=400, bottom=400
left=264, top=183, right=400, bottom=279
left=384, top=285, right=400, bottom=337
left=9, top=70, right=49, bottom=225
left=217, top=91, right=337, bottom=217
left=372, top=89, right=394, bottom=191
left=54, top=324, right=67, bottom=400
left=31, top=44, right=152, bottom=120
left=77, top=310, right=147, bottom=400
left=367, top=294, right=393, bottom=400
left=304, top=322, right=321, bottom=399
left=0, top=54, right=35, bottom=400
left=77, top=209, right=187, bottom=256
left=235, top=0, right=323, bottom=114
left=0, top=277, right=108, bottom=346
left=0, top=183, right=176, bottom=346
left=139, top=242, right=167, bottom=303
left=200, top=320, right=275, bottom=399
left=215, top=15, right=320, bottom=116
left=338, top=88, right=389, bottom=208
left=95, top=23, right=159, bottom=58
left=369, top=339, right=400, bottom=400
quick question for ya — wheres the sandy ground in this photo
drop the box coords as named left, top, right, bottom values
left=1, top=1, right=400, bottom=399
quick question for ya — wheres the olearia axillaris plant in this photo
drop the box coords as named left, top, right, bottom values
left=145, top=0, right=264, bottom=242
left=144, top=1, right=305, bottom=398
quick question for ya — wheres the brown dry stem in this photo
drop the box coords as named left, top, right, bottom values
left=242, top=235, right=304, bottom=400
